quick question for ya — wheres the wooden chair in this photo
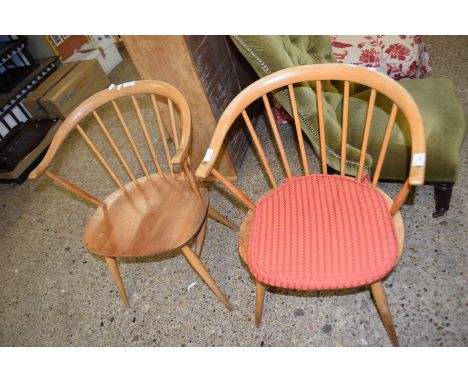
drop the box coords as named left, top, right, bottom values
left=29, top=80, right=236, bottom=310
left=196, top=64, right=426, bottom=346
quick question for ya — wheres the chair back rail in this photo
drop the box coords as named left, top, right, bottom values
left=196, top=64, right=426, bottom=215
left=29, top=80, right=192, bottom=206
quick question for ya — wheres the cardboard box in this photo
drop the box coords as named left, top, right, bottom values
left=22, top=60, right=109, bottom=119
left=65, top=39, right=122, bottom=74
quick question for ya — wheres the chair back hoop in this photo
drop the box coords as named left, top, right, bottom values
left=196, top=64, right=426, bottom=187
left=29, top=80, right=191, bottom=180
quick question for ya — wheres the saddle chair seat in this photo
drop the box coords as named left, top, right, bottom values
left=84, top=174, right=208, bottom=258
left=239, top=174, right=404, bottom=290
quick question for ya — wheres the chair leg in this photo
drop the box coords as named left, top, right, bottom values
left=195, top=218, right=208, bottom=257
left=104, top=257, right=129, bottom=307
left=433, top=182, right=454, bottom=218
left=208, top=206, right=239, bottom=232
left=181, top=246, right=233, bottom=311
left=370, top=281, right=399, bottom=346
left=255, top=280, right=266, bottom=328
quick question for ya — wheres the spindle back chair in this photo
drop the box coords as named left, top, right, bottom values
left=196, top=64, right=426, bottom=346
left=29, top=80, right=234, bottom=310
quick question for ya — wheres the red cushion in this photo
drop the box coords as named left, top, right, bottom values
left=247, top=175, right=399, bottom=290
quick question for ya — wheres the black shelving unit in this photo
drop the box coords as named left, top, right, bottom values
left=0, top=56, right=59, bottom=139
left=0, top=35, right=60, bottom=183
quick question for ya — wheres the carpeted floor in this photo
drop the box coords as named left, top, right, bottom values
left=0, top=36, right=466, bottom=346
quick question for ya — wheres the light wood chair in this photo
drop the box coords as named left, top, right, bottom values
left=29, top=80, right=236, bottom=310
left=196, top=64, right=426, bottom=346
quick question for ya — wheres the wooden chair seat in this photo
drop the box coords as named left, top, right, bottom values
left=83, top=174, right=208, bottom=257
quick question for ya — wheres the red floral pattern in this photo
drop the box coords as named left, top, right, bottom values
left=359, top=48, right=382, bottom=64
left=330, top=35, right=432, bottom=80
left=385, top=43, right=410, bottom=60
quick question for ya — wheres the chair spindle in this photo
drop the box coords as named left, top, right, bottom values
left=45, top=171, right=106, bottom=208
left=341, top=80, right=350, bottom=176
left=76, top=124, right=126, bottom=193
left=262, top=94, right=292, bottom=180
left=288, top=84, right=309, bottom=175
left=242, top=110, right=277, bottom=188
left=93, top=110, right=138, bottom=186
left=183, top=159, right=202, bottom=198
left=131, top=95, right=163, bottom=177
left=151, top=94, right=174, bottom=175
left=390, top=179, right=411, bottom=216
left=168, top=99, right=180, bottom=149
left=112, top=100, right=151, bottom=179
left=372, top=103, right=398, bottom=188
left=356, top=88, right=377, bottom=182
left=211, top=168, right=256, bottom=211
left=316, top=80, right=327, bottom=175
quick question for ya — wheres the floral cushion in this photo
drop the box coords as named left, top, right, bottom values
left=330, top=35, right=432, bottom=80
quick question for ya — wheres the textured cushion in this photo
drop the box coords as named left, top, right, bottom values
left=247, top=175, right=399, bottom=290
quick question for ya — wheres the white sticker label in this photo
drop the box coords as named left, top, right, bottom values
left=203, top=148, right=214, bottom=162
left=412, top=153, right=426, bottom=167
left=108, top=84, right=115, bottom=90
left=122, top=81, right=135, bottom=88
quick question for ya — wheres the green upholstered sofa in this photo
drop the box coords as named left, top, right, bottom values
left=230, top=35, right=466, bottom=216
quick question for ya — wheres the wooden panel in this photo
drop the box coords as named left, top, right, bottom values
left=122, top=35, right=237, bottom=179
left=184, top=35, right=257, bottom=169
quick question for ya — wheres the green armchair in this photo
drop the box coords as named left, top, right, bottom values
left=231, top=35, right=466, bottom=216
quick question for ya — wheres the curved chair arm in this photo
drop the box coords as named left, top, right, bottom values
left=197, top=64, right=426, bottom=185
left=29, top=80, right=191, bottom=179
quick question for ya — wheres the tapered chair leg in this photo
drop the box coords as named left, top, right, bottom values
left=370, top=281, right=399, bottom=346
left=255, top=280, right=266, bottom=328
left=181, top=246, right=233, bottom=311
left=208, top=207, right=239, bottom=232
left=105, top=257, right=129, bottom=307
left=195, top=218, right=208, bottom=256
